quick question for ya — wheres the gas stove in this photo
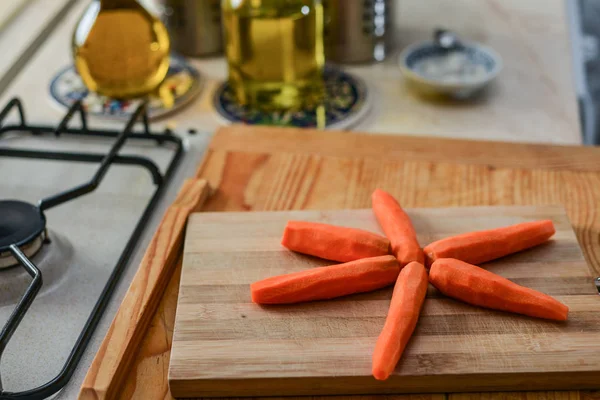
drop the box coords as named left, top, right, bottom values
left=0, top=1, right=216, bottom=397
left=0, top=94, right=208, bottom=398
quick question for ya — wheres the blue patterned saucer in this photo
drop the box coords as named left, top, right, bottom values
left=213, top=67, right=370, bottom=129
left=49, top=56, right=203, bottom=120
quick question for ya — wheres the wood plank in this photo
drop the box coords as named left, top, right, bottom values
left=451, top=393, right=581, bottom=400
left=119, top=258, right=183, bottom=400
left=170, top=373, right=599, bottom=398
left=197, top=150, right=600, bottom=280
left=207, top=126, right=600, bottom=172
left=121, top=125, right=600, bottom=400
left=79, top=179, right=211, bottom=400
left=169, top=207, right=600, bottom=398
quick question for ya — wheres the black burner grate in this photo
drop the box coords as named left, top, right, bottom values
left=0, top=97, right=183, bottom=399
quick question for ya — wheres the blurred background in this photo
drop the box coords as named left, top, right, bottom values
left=577, top=0, right=600, bottom=143
left=0, top=0, right=596, bottom=143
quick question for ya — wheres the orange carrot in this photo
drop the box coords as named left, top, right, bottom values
left=371, top=189, right=424, bottom=266
left=423, top=220, right=556, bottom=266
left=372, top=261, right=428, bottom=381
left=429, top=258, right=568, bottom=321
left=251, top=255, right=399, bottom=304
left=281, top=220, right=390, bottom=262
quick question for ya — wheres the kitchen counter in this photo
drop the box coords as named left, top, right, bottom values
left=0, top=0, right=583, bottom=144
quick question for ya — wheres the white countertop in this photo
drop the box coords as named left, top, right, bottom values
left=0, top=0, right=583, bottom=145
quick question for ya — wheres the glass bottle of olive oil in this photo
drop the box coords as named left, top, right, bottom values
left=72, top=0, right=170, bottom=99
left=222, top=0, right=325, bottom=110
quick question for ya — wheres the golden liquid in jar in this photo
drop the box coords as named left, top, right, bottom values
left=72, top=0, right=170, bottom=99
left=222, top=0, right=325, bottom=110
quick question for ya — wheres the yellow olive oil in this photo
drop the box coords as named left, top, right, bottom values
left=222, top=0, right=324, bottom=110
left=72, top=0, right=170, bottom=99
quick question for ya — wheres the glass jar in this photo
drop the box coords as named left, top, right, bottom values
left=222, top=0, right=325, bottom=111
left=72, top=0, right=170, bottom=99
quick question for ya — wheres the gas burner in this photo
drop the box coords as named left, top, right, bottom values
left=0, top=200, right=47, bottom=269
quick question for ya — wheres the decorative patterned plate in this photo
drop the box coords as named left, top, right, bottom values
left=213, top=67, right=371, bottom=129
left=50, top=56, right=203, bottom=120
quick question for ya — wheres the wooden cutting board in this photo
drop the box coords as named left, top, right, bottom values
left=169, top=206, right=600, bottom=398
left=118, top=125, right=600, bottom=400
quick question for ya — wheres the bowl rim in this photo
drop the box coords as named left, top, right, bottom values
left=398, top=40, right=503, bottom=89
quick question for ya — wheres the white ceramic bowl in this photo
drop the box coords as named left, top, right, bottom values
left=399, top=41, right=503, bottom=98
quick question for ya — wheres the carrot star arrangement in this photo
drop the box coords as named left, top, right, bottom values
left=250, top=189, right=567, bottom=381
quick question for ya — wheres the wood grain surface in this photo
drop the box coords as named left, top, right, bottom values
left=79, top=179, right=211, bottom=400
left=118, top=125, right=600, bottom=400
left=168, top=207, right=599, bottom=397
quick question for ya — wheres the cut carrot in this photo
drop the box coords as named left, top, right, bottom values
left=429, top=258, right=568, bottom=321
left=423, top=220, right=556, bottom=266
left=372, top=261, right=428, bottom=381
left=371, top=189, right=424, bottom=266
left=281, top=220, right=390, bottom=262
left=251, top=255, right=399, bottom=304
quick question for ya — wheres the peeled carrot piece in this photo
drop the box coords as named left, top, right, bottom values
left=372, top=261, right=428, bottom=381
left=371, top=189, right=424, bottom=266
left=281, top=220, right=390, bottom=262
left=429, top=258, right=568, bottom=321
left=423, top=220, right=556, bottom=266
left=251, top=255, right=399, bottom=304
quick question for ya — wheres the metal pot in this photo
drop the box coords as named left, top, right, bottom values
left=323, top=0, right=395, bottom=63
left=161, top=0, right=223, bottom=57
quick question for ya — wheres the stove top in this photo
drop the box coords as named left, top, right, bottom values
left=0, top=3, right=211, bottom=398
left=0, top=98, right=185, bottom=399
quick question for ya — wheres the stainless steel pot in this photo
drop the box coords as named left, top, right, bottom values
left=162, top=0, right=223, bottom=57
left=323, top=0, right=395, bottom=63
